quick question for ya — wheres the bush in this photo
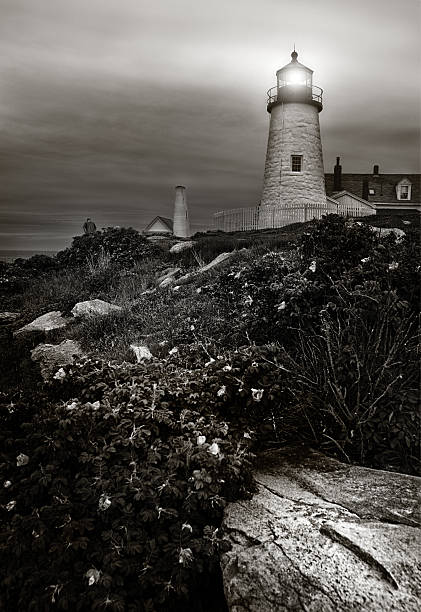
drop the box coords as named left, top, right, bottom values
left=56, top=227, right=164, bottom=269
left=0, top=358, right=255, bottom=611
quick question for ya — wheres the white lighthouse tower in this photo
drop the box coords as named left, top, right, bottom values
left=260, top=50, right=326, bottom=209
left=173, top=185, right=191, bottom=238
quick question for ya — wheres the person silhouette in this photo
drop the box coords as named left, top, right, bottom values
left=83, top=218, right=97, bottom=234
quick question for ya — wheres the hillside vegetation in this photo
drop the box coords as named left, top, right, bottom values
left=0, top=215, right=420, bottom=611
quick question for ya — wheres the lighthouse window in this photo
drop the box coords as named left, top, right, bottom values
left=291, top=155, right=303, bottom=172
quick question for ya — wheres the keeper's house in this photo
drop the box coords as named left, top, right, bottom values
left=326, top=159, right=420, bottom=214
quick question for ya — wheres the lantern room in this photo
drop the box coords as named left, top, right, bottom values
left=267, top=49, right=323, bottom=112
left=277, top=50, right=313, bottom=89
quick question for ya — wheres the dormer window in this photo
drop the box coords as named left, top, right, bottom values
left=396, top=178, right=412, bottom=201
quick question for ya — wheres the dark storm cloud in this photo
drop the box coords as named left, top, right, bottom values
left=0, top=0, right=419, bottom=250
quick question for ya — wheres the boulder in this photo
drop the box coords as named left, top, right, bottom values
left=173, top=252, right=234, bottom=287
left=71, top=299, right=122, bottom=317
left=221, top=447, right=421, bottom=612
left=156, top=267, right=182, bottom=287
left=0, top=312, right=20, bottom=324
left=130, top=344, right=153, bottom=362
left=14, top=311, right=68, bottom=339
left=369, top=226, right=406, bottom=240
left=200, top=251, right=233, bottom=272
left=31, top=339, right=84, bottom=381
left=169, top=241, right=197, bottom=254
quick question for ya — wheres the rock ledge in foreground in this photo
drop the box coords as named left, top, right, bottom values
left=221, top=447, right=420, bottom=612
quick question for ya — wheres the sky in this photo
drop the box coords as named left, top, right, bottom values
left=0, top=0, right=420, bottom=251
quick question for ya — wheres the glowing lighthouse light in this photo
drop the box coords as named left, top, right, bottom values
left=285, top=69, right=307, bottom=85
left=277, top=50, right=313, bottom=89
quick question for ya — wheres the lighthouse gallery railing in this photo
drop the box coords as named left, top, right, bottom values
left=267, top=84, right=323, bottom=106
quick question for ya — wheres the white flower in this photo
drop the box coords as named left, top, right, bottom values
left=196, top=287, right=202, bottom=294
left=309, top=261, right=316, bottom=273
left=222, top=365, right=232, bottom=372
left=4, top=480, right=12, bottom=488
left=6, top=500, right=16, bottom=511
left=197, top=435, right=206, bottom=446
left=208, top=442, right=220, bottom=456
left=251, top=388, right=264, bottom=402
left=179, top=547, right=194, bottom=566
left=98, top=493, right=111, bottom=511
left=91, top=401, right=100, bottom=410
left=85, top=568, right=101, bottom=586
left=182, top=522, right=193, bottom=533
left=53, top=367, right=66, bottom=380
left=244, top=295, right=253, bottom=306
left=16, top=453, right=29, bottom=467
left=388, top=262, right=399, bottom=270
left=66, top=401, right=78, bottom=411
left=168, top=347, right=178, bottom=355
left=190, top=325, right=195, bottom=331
left=277, top=301, right=286, bottom=311
left=361, top=257, right=370, bottom=263
left=234, top=270, right=242, bottom=279
left=217, top=386, right=226, bottom=397
left=243, top=432, right=252, bottom=439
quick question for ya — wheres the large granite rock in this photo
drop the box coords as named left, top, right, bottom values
left=71, top=299, right=122, bottom=317
left=169, top=241, right=197, bottom=254
left=13, top=311, right=68, bottom=339
left=221, top=447, right=421, bottom=612
left=369, top=226, right=406, bottom=240
left=174, top=252, right=234, bottom=287
left=31, top=339, right=84, bottom=381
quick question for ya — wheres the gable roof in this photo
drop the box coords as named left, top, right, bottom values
left=144, top=216, right=173, bottom=233
left=329, top=190, right=376, bottom=208
left=325, top=173, right=420, bottom=204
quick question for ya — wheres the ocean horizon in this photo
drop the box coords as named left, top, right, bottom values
left=0, top=249, right=58, bottom=263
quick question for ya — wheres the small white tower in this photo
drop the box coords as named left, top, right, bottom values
left=173, top=185, right=191, bottom=238
left=260, top=50, right=326, bottom=208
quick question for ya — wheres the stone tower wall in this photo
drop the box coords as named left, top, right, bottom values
left=173, top=185, right=191, bottom=238
left=261, top=102, right=326, bottom=207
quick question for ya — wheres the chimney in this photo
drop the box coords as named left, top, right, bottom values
left=333, top=156, right=342, bottom=191
left=362, top=178, right=369, bottom=201
left=173, top=185, right=191, bottom=238
left=373, top=164, right=379, bottom=176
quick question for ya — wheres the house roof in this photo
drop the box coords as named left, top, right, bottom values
left=143, top=216, right=173, bottom=233
left=325, top=173, right=420, bottom=204
left=329, top=190, right=376, bottom=208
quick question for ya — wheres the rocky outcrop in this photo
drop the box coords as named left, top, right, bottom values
left=156, top=267, right=182, bottom=287
left=13, top=311, right=68, bottom=339
left=130, top=344, right=153, bottom=362
left=369, top=226, right=406, bottom=240
left=221, top=447, right=421, bottom=612
left=169, top=241, right=197, bottom=254
left=174, top=252, right=234, bottom=287
left=31, top=339, right=84, bottom=381
left=71, top=299, right=122, bottom=317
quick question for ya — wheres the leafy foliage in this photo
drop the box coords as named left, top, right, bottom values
left=56, top=227, right=163, bottom=269
left=0, top=358, right=255, bottom=611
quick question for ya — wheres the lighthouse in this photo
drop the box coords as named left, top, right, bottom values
left=260, top=50, right=326, bottom=208
left=173, top=185, right=191, bottom=238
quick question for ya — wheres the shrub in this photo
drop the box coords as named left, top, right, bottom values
left=56, top=227, right=164, bottom=269
left=0, top=358, right=255, bottom=611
